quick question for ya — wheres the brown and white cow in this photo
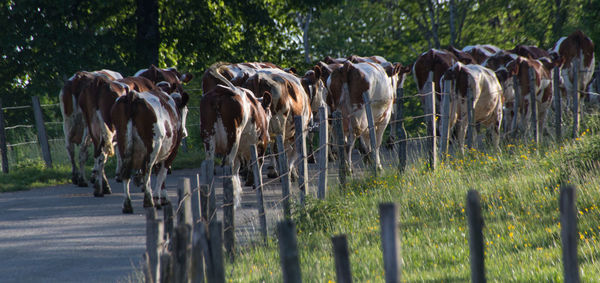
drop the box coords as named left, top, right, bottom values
left=509, top=45, right=551, bottom=60
left=502, top=57, right=556, bottom=136
left=440, top=62, right=503, bottom=151
left=111, top=88, right=189, bottom=213
left=201, top=62, right=283, bottom=94
left=135, top=65, right=193, bottom=96
left=446, top=46, right=476, bottom=65
left=60, top=70, right=122, bottom=187
left=77, top=75, right=131, bottom=196
left=462, top=44, right=502, bottom=64
left=242, top=68, right=313, bottom=178
left=327, top=61, right=400, bottom=171
left=200, top=72, right=271, bottom=207
left=413, top=49, right=460, bottom=107
left=551, top=30, right=595, bottom=104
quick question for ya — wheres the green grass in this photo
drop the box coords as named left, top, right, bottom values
left=229, top=129, right=600, bottom=282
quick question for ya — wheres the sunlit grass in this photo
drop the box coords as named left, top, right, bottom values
left=230, top=130, right=600, bottom=282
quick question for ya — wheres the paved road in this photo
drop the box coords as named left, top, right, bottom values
left=0, top=143, right=422, bottom=283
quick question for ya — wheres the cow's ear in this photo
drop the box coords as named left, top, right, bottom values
left=507, top=60, right=519, bottom=75
left=180, top=92, right=190, bottom=107
left=495, top=69, right=509, bottom=83
left=324, top=56, right=334, bottom=64
left=181, top=73, right=193, bottom=83
left=317, top=62, right=331, bottom=80
left=313, top=65, right=322, bottom=82
left=261, top=91, right=272, bottom=110
left=157, top=81, right=171, bottom=93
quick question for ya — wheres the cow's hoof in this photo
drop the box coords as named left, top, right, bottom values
left=266, top=166, right=279, bottom=178
left=122, top=199, right=133, bottom=214
left=77, top=177, right=88, bottom=187
left=102, top=181, right=112, bottom=195
left=153, top=197, right=163, bottom=209
left=143, top=195, right=154, bottom=208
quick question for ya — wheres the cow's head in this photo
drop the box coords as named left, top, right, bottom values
left=302, top=65, right=327, bottom=115
left=326, top=61, right=354, bottom=112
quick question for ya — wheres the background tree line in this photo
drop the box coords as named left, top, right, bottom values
left=1, top=0, right=599, bottom=119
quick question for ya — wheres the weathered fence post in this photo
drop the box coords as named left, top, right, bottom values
left=395, top=88, right=407, bottom=172
left=143, top=253, right=154, bottom=283
left=440, top=80, right=451, bottom=159
left=294, top=115, right=309, bottom=204
left=318, top=106, right=328, bottom=199
left=178, top=178, right=193, bottom=227
left=560, top=185, right=580, bottom=283
left=276, top=135, right=292, bottom=219
left=208, top=221, right=225, bottom=283
left=146, top=208, right=163, bottom=283
left=572, top=59, right=580, bottom=138
left=466, top=86, right=475, bottom=150
left=160, top=253, right=173, bottom=283
left=222, top=165, right=235, bottom=262
left=31, top=96, right=52, bottom=168
left=192, top=174, right=202, bottom=223
left=426, top=75, right=437, bottom=170
left=554, top=66, right=562, bottom=141
left=0, top=99, right=9, bottom=173
left=466, top=190, right=486, bottom=283
left=529, top=68, right=539, bottom=145
left=278, top=220, right=302, bottom=283
left=192, top=222, right=206, bottom=283
left=250, top=145, right=268, bottom=243
left=512, top=76, right=520, bottom=140
left=379, top=203, right=401, bottom=283
left=332, top=235, right=353, bottom=283
left=173, top=224, right=192, bottom=283
left=164, top=202, right=175, bottom=242
left=363, top=92, right=379, bottom=174
left=332, top=110, right=347, bottom=185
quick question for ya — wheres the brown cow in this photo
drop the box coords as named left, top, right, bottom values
left=201, top=62, right=282, bottom=94
left=551, top=30, right=595, bottom=104
left=509, top=45, right=551, bottom=59
left=135, top=65, right=193, bottom=96
left=200, top=73, right=271, bottom=207
left=111, top=88, right=189, bottom=212
left=462, top=44, right=502, bottom=64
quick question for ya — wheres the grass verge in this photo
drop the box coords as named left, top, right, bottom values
left=230, top=130, right=600, bottom=282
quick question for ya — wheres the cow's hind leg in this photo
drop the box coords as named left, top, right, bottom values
left=154, top=163, right=170, bottom=208
left=122, top=179, right=133, bottom=214
left=266, top=143, right=279, bottom=178
left=77, top=132, right=91, bottom=187
left=66, top=141, right=78, bottom=185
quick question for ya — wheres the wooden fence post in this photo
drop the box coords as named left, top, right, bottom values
left=529, top=68, right=539, bottom=145
left=32, top=96, right=52, bottom=168
left=164, top=202, right=175, bottom=242
left=363, top=92, right=379, bottom=174
left=278, top=220, right=302, bottom=283
left=466, top=86, right=475, bottom=150
left=554, top=66, right=562, bottom=141
left=294, top=115, right=309, bottom=204
left=173, top=224, right=192, bottom=283
left=178, top=178, right=193, bottom=227
left=572, top=59, right=580, bottom=138
left=318, top=106, right=328, bottom=199
left=332, top=235, right=353, bottom=283
left=192, top=174, right=202, bottom=223
left=332, top=110, right=347, bottom=185
left=466, top=190, right=486, bottom=283
left=395, top=88, right=407, bottom=172
left=250, top=144, right=268, bottom=244
left=0, top=99, right=9, bottom=173
left=276, top=135, right=292, bottom=219
left=560, top=185, right=580, bottom=283
left=512, top=76, right=520, bottom=140
left=192, top=222, right=206, bottom=283
left=426, top=76, right=437, bottom=170
left=143, top=253, right=154, bottom=283
left=160, top=253, right=173, bottom=283
left=208, top=221, right=225, bottom=283
left=440, top=80, right=451, bottom=159
left=379, top=203, right=401, bottom=283
left=222, top=165, right=235, bottom=262
left=146, top=208, right=163, bottom=283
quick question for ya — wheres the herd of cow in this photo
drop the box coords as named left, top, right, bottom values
left=59, top=30, right=595, bottom=214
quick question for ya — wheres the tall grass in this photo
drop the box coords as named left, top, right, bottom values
left=229, top=128, right=600, bottom=282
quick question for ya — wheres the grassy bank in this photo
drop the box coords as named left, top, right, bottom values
left=230, top=130, right=600, bottom=282
left=0, top=149, right=205, bottom=193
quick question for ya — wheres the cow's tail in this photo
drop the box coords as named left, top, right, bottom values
left=207, top=65, right=236, bottom=90
left=118, top=91, right=138, bottom=180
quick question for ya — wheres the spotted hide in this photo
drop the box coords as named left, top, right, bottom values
left=111, top=89, right=189, bottom=213
left=551, top=30, right=595, bottom=105
left=135, top=65, right=193, bottom=97
left=200, top=83, right=271, bottom=207
left=327, top=61, right=399, bottom=171
left=440, top=63, right=503, bottom=152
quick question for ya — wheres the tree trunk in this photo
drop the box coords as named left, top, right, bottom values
left=450, top=0, right=456, bottom=46
left=427, top=0, right=440, bottom=49
left=136, top=0, right=159, bottom=67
